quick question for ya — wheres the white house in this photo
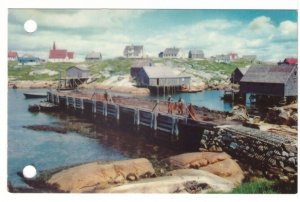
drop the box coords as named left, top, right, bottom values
left=215, top=54, right=231, bottom=64
left=163, top=47, right=185, bottom=58
left=123, top=45, right=144, bottom=58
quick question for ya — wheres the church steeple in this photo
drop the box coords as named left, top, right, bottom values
left=53, top=41, right=56, bottom=50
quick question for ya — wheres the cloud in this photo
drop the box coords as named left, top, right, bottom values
left=9, top=9, right=144, bottom=31
left=8, top=10, right=298, bottom=62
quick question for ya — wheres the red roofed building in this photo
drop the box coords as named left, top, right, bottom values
left=284, top=57, right=298, bottom=65
left=48, top=42, right=74, bottom=62
left=228, top=52, right=238, bottom=61
left=8, top=51, right=18, bottom=61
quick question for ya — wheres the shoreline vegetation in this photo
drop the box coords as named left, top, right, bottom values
left=8, top=58, right=297, bottom=194
left=8, top=57, right=250, bottom=94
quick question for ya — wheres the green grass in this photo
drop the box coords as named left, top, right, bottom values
left=8, top=58, right=135, bottom=81
left=231, top=178, right=277, bottom=194
left=8, top=57, right=254, bottom=81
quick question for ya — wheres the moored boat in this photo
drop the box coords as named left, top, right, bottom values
left=24, top=92, right=47, bottom=99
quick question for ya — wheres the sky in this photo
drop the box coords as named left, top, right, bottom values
left=8, top=9, right=298, bottom=61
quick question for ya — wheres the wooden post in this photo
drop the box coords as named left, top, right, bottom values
left=66, top=97, right=69, bottom=108
left=116, top=104, right=120, bottom=120
left=134, top=109, right=140, bottom=125
left=104, top=102, right=107, bottom=116
left=47, top=92, right=50, bottom=102
left=93, top=100, right=96, bottom=113
left=153, top=112, right=157, bottom=130
left=81, top=98, right=84, bottom=110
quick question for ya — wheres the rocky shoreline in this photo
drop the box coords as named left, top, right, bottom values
left=8, top=80, right=233, bottom=95
left=11, top=152, right=244, bottom=193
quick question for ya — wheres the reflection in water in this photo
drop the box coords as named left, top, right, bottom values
left=8, top=88, right=230, bottom=188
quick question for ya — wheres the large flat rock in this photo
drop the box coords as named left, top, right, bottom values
left=47, top=158, right=155, bottom=193
left=99, top=169, right=234, bottom=193
left=168, top=152, right=244, bottom=186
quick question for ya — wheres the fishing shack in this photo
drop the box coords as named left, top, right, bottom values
left=136, top=65, right=191, bottom=94
left=130, top=59, right=153, bottom=79
left=239, top=64, right=297, bottom=104
left=230, top=67, right=249, bottom=84
left=58, top=64, right=90, bottom=90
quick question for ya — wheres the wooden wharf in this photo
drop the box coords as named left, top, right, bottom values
left=46, top=90, right=207, bottom=137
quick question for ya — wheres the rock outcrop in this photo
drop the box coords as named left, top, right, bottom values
left=99, top=169, right=234, bottom=193
left=47, top=158, right=155, bottom=193
left=167, top=152, right=244, bottom=186
left=265, top=104, right=298, bottom=126
left=226, top=105, right=249, bottom=122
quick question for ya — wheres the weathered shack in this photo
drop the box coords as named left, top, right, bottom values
left=240, top=64, right=297, bottom=97
left=230, top=67, right=249, bottom=84
left=137, top=66, right=191, bottom=88
left=188, top=49, right=204, bottom=59
left=130, top=59, right=153, bottom=79
left=67, top=65, right=90, bottom=79
left=85, top=51, right=102, bottom=61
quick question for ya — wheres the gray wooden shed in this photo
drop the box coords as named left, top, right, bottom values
left=240, top=64, right=297, bottom=97
left=67, top=64, right=90, bottom=79
left=137, top=66, right=191, bottom=87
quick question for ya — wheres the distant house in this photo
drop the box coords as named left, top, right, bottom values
left=215, top=54, right=230, bottom=64
left=230, top=67, right=249, bottom=84
left=8, top=51, right=18, bottom=61
left=18, top=54, right=40, bottom=66
left=163, top=47, right=185, bottom=58
left=242, top=55, right=257, bottom=63
left=158, top=52, right=164, bottom=58
left=188, top=49, right=204, bottom=59
left=67, top=64, right=90, bottom=79
left=240, top=64, right=297, bottom=97
left=123, top=45, right=144, bottom=58
left=130, top=59, right=153, bottom=79
left=282, top=57, right=298, bottom=65
left=85, top=51, right=102, bottom=61
left=136, top=66, right=191, bottom=87
left=48, top=42, right=74, bottom=62
left=228, top=53, right=238, bottom=61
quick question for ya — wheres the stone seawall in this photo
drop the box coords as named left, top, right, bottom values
left=199, top=125, right=297, bottom=183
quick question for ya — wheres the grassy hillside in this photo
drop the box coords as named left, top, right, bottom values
left=8, top=57, right=254, bottom=82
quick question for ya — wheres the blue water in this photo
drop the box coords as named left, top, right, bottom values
left=149, top=90, right=233, bottom=112
left=8, top=89, right=127, bottom=188
left=8, top=88, right=231, bottom=188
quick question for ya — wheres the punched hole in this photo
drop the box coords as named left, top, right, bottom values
left=24, top=19, right=37, bottom=33
left=22, top=165, right=37, bottom=179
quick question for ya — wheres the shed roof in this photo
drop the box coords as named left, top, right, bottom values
left=164, top=47, right=180, bottom=55
left=68, top=64, right=89, bottom=71
left=240, top=64, right=296, bottom=84
left=131, top=59, right=153, bottom=68
left=86, top=51, right=102, bottom=59
left=238, top=67, right=249, bottom=75
left=142, top=66, right=188, bottom=78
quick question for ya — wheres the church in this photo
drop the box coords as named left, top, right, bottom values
left=48, top=42, right=74, bottom=62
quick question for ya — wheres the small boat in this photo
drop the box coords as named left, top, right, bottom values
left=24, top=92, right=47, bottom=99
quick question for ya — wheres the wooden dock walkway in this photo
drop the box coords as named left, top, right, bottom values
left=47, top=90, right=201, bottom=136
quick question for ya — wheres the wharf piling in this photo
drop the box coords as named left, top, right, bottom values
left=46, top=91, right=191, bottom=137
